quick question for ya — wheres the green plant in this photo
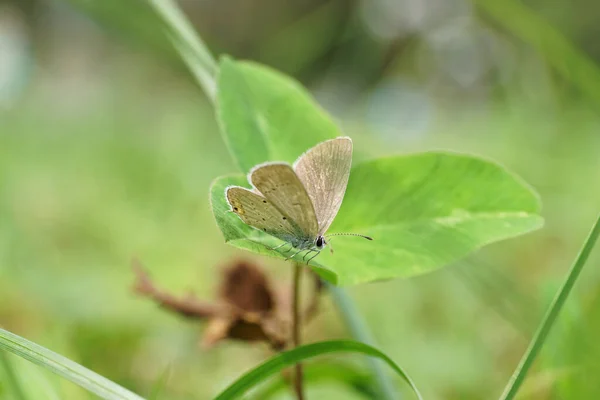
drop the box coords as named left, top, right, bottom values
left=1, top=1, right=599, bottom=400
left=207, top=42, right=540, bottom=400
left=212, top=56, right=542, bottom=286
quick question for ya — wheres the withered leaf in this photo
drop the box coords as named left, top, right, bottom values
left=132, top=259, right=288, bottom=350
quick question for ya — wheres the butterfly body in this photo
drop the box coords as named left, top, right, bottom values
left=226, top=137, right=369, bottom=263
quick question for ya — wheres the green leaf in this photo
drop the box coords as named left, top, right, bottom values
left=216, top=57, right=339, bottom=173
left=213, top=340, right=422, bottom=400
left=0, top=328, right=145, bottom=400
left=214, top=58, right=543, bottom=285
left=210, top=152, right=543, bottom=285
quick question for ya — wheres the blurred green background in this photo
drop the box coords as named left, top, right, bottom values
left=1, top=0, right=600, bottom=399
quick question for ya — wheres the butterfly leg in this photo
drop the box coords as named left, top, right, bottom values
left=285, top=248, right=305, bottom=261
left=269, top=242, right=291, bottom=252
left=306, top=251, right=321, bottom=264
left=303, top=249, right=317, bottom=261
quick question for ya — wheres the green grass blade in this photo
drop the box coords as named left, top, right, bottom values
left=214, top=340, right=422, bottom=400
left=146, top=0, right=217, bottom=70
left=500, top=212, right=600, bottom=399
left=148, top=364, right=171, bottom=400
left=0, top=328, right=145, bottom=400
left=146, top=0, right=217, bottom=101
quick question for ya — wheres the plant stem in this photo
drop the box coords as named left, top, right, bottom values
left=500, top=212, right=600, bottom=400
left=292, top=262, right=305, bottom=400
left=327, top=283, right=399, bottom=400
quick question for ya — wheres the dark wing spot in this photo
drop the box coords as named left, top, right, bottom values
left=262, top=200, right=267, bottom=203
left=263, top=228, right=267, bottom=231
left=262, top=218, right=266, bottom=221
left=233, top=207, right=239, bottom=211
left=282, top=217, right=287, bottom=220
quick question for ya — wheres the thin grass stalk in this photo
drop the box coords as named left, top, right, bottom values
left=292, top=262, right=305, bottom=400
left=500, top=213, right=600, bottom=399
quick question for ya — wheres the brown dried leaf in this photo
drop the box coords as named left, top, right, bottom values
left=201, top=317, right=234, bottom=348
left=132, top=259, right=289, bottom=350
left=132, top=259, right=221, bottom=319
left=219, top=260, right=275, bottom=314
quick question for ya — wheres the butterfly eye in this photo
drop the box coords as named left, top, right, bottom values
left=316, top=236, right=324, bottom=248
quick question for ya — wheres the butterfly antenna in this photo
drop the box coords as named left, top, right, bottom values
left=326, top=233, right=373, bottom=241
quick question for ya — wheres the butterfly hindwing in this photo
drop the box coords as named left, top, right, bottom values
left=226, top=186, right=301, bottom=244
left=249, top=162, right=318, bottom=240
left=294, top=137, right=352, bottom=235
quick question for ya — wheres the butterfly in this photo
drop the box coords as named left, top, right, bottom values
left=225, top=137, right=372, bottom=264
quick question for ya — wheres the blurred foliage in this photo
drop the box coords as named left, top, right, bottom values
left=1, top=0, right=600, bottom=399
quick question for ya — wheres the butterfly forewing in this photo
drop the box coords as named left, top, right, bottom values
left=249, top=163, right=318, bottom=239
left=226, top=186, right=302, bottom=244
left=294, top=137, right=352, bottom=235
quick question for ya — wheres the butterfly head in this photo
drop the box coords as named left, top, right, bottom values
left=314, top=233, right=372, bottom=256
left=315, top=235, right=327, bottom=250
